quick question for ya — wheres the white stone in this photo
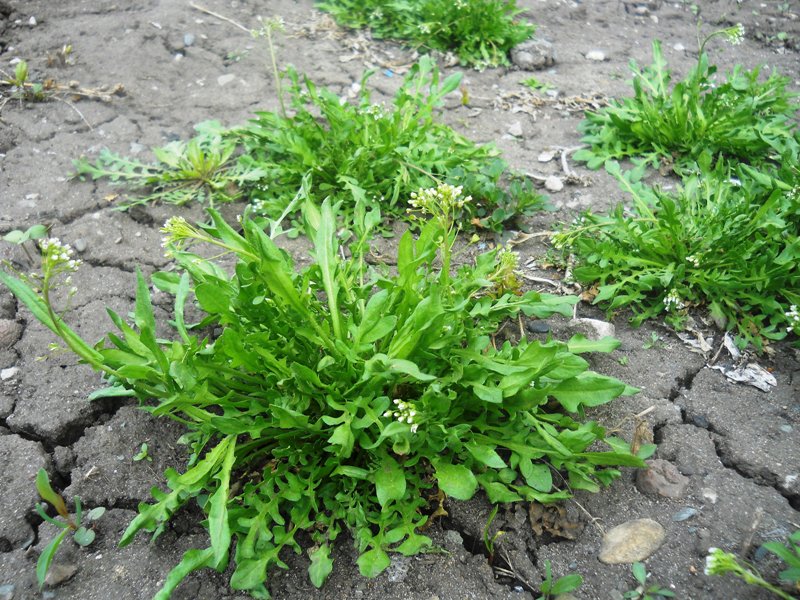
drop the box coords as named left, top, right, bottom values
left=538, top=150, right=556, bottom=163
left=544, top=175, right=564, bottom=192
left=1, top=367, right=19, bottom=381
left=585, top=50, right=607, bottom=62
left=217, top=74, right=236, bottom=86
left=507, top=121, right=523, bottom=137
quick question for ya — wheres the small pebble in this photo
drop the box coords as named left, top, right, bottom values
left=0, top=367, right=19, bottom=381
left=526, top=321, right=551, bottom=334
left=673, top=42, right=686, bottom=52
left=507, top=121, right=523, bottom=137
left=28, top=16, right=37, bottom=26
left=691, top=414, right=710, bottom=429
left=73, top=238, right=87, bottom=253
left=599, top=518, right=666, bottom=563
left=44, top=563, right=77, bottom=587
left=217, top=73, right=236, bottom=86
left=701, top=488, right=718, bottom=504
left=183, top=33, right=195, bottom=47
left=672, top=507, right=698, bottom=522
left=538, top=150, right=556, bottom=163
left=585, top=49, right=607, bottom=61
left=780, top=424, right=793, bottom=433
left=544, top=175, right=564, bottom=192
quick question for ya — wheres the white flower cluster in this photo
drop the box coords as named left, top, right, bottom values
left=704, top=548, right=729, bottom=576
left=384, top=399, right=419, bottom=433
left=663, top=289, right=685, bottom=311
left=725, top=23, right=745, bottom=45
left=362, top=103, right=387, bottom=121
left=686, top=254, right=701, bottom=268
left=418, top=22, right=432, bottom=34
left=408, top=183, right=471, bottom=219
left=455, top=0, right=467, bottom=8
left=39, top=238, right=81, bottom=272
left=786, top=304, right=799, bottom=334
left=160, top=216, right=201, bottom=253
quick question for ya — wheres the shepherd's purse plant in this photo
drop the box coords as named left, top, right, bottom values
left=74, top=57, right=544, bottom=232
left=553, top=158, right=800, bottom=349
left=1, top=183, right=644, bottom=598
left=574, top=24, right=800, bottom=173
left=315, top=0, right=535, bottom=69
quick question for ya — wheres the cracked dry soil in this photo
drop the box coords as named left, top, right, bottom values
left=1, top=1, right=799, bottom=599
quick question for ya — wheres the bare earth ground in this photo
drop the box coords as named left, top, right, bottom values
left=0, top=1, right=799, bottom=599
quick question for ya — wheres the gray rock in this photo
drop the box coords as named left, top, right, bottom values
left=183, top=33, right=195, bottom=47
left=443, top=529, right=464, bottom=551
left=671, top=507, right=698, bottom=522
left=73, top=238, right=87, bottom=253
left=217, top=73, right=236, bottom=86
left=598, top=519, right=666, bottom=564
left=0, top=393, right=13, bottom=419
left=566, top=318, right=615, bottom=340
left=636, top=459, right=690, bottom=499
left=510, top=39, right=555, bottom=70
left=0, top=367, right=18, bottom=381
left=507, top=121, right=523, bottom=137
left=526, top=320, right=550, bottom=334
left=0, top=291, right=15, bottom=320
left=0, top=435, right=49, bottom=550
left=0, top=319, right=22, bottom=349
left=0, top=583, right=14, bottom=600
left=44, top=563, right=78, bottom=587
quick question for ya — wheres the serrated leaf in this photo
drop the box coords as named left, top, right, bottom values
left=153, top=547, right=215, bottom=600
left=308, top=544, right=334, bottom=588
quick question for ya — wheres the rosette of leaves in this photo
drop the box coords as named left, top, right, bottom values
left=315, top=0, right=535, bottom=69
left=554, top=158, right=800, bottom=349
left=74, top=57, right=543, bottom=232
left=574, top=39, right=800, bottom=173
left=1, top=186, right=643, bottom=598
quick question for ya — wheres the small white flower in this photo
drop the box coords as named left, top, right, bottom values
left=726, top=23, right=745, bottom=45
left=663, top=289, right=686, bottom=312
left=786, top=305, right=800, bottom=334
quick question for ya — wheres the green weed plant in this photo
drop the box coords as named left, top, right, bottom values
left=315, top=0, right=534, bottom=68
left=35, top=469, right=105, bottom=589
left=554, top=159, right=800, bottom=348
left=75, top=58, right=543, bottom=232
left=574, top=26, right=800, bottom=172
left=705, top=532, right=800, bottom=600
left=2, top=184, right=643, bottom=598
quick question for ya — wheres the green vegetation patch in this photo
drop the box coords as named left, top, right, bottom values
left=315, top=0, right=535, bottom=68
left=1, top=186, right=645, bottom=597
left=75, top=58, right=544, bottom=232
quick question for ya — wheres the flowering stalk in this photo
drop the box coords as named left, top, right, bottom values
left=704, top=547, right=795, bottom=600
left=407, top=183, right=470, bottom=287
